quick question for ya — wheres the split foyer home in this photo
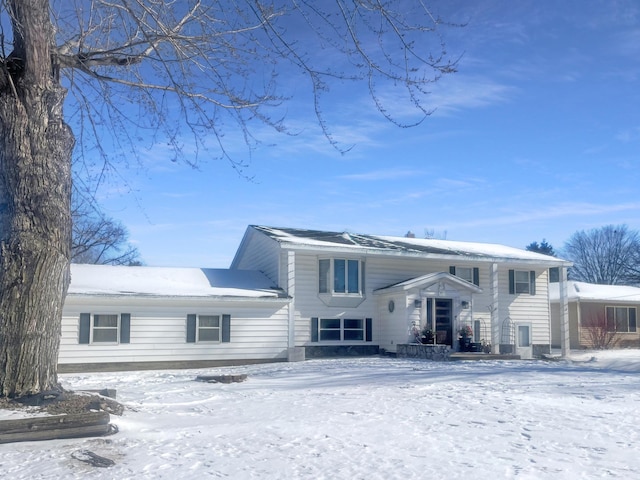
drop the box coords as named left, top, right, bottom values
left=59, top=225, right=572, bottom=371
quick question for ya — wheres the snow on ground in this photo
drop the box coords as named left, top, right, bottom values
left=2, top=351, right=640, bottom=479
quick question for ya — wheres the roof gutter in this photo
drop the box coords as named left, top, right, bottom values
left=278, top=242, right=572, bottom=268
left=66, top=293, right=292, bottom=302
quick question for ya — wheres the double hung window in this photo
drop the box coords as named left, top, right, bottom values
left=92, top=314, right=119, bottom=343
left=198, top=315, right=221, bottom=342
left=605, top=306, right=637, bottom=333
left=319, top=258, right=362, bottom=295
left=78, top=313, right=131, bottom=344
left=186, top=314, right=231, bottom=343
left=449, top=266, right=480, bottom=286
left=508, top=270, right=536, bottom=295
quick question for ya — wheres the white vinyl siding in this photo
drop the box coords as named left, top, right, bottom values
left=61, top=297, right=290, bottom=366
left=283, top=250, right=553, bottom=350
left=502, top=269, right=550, bottom=346
left=232, top=229, right=281, bottom=284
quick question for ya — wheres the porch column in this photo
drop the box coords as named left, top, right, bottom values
left=560, top=266, right=571, bottom=358
left=287, top=251, right=304, bottom=361
left=287, top=250, right=295, bottom=348
left=491, top=263, right=500, bottom=353
left=419, top=296, right=427, bottom=341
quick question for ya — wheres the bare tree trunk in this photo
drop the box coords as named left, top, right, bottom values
left=0, top=0, right=74, bottom=397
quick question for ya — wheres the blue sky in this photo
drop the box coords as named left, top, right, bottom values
left=94, top=1, right=640, bottom=267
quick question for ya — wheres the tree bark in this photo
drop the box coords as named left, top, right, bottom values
left=0, top=0, right=74, bottom=397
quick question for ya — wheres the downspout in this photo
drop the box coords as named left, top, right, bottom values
left=576, top=299, right=581, bottom=349
left=491, top=263, right=500, bottom=354
left=560, top=267, right=571, bottom=358
left=287, top=251, right=297, bottom=360
left=430, top=298, right=436, bottom=345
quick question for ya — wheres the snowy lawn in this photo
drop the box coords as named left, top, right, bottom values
left=2, top=351, right=640, bottom=479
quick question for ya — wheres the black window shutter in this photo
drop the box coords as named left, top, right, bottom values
left=508, top=270, right=515, bottom=294
left=530, top=271, right=536, bottom=295
left=473, top=267, right=480, bottom=286
left=186, top=314, right=197, bottom=343
left=79, top=313, right=91, bottom=344
left=365, top=318, right=372, bottom=342
left=311, top=317, right=319, bottom=342
left=449, top=266, right=456, bottom=275
left=120, top=313, right=131, bottom=344
left=630, top=308, right=637, bottom=332
left=222, top=314, right=231, bottom=343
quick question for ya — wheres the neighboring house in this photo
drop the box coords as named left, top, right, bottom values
left=549, top=281, right=640, bottom=349
left=60, top=225, right=572, bottom=371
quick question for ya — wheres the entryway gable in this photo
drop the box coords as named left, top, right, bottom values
left=374, top=271, right=483, bottom=296
left=374, top=272, right=482, bottom=351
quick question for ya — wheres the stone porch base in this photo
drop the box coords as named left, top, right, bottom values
left=397, top=343, right=450, bottom=361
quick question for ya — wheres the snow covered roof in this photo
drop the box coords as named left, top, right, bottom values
left=248, top=225, right=570, bottom=265
left=68, top=264, right=287, bottom=299
left=549, top=281, right=640, bottom=303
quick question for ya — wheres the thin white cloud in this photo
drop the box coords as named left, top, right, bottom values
left=615, top=126, right=640, bottom=143
left=338, top=169, right=427, bottom=181
left=360, top=176, right=487, bottom=205
left=434, top=177, right=483, bottom=189
left=428, top=75, right=516, bottom=116
left=445, top=202, right=640, bottom=229
left=612, top=28, right=640, bottom=57
left=161, top=192, right=196, bottom=199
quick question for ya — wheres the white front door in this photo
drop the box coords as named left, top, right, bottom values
left=515, top=324, right=533, bottom=359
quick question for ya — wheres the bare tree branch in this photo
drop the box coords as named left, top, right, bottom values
left=71, top=189, right=142, bottom=265
left=47, top=0, right=461, bottom=178
left=563, top=225, right=640, bottom=285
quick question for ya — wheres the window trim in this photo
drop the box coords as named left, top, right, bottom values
left=605, top=306, right=637, bottom=333
left=79, top=312, right=130, bottom=345
left=318, top=258, right=366, bottom=307
left=197, top=314, right=222, bottom=343
left=508, top=270, right=536, bottom=295
left=319, top=258, right=363, bottom=295
left=186, top=314, right=231, bottom=343
left=450, top=266, right=480, bottom=286
left=311, top=317, right=372, bottom=343
left=92, top=314, right=119, bottom=344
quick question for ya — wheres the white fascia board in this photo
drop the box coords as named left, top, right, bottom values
left=279, top=242, right=572, bottom=268
left=66, top=293, right=292, bottom=303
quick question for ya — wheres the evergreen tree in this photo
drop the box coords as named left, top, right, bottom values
left=526, top=239, right=556, bottom=257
